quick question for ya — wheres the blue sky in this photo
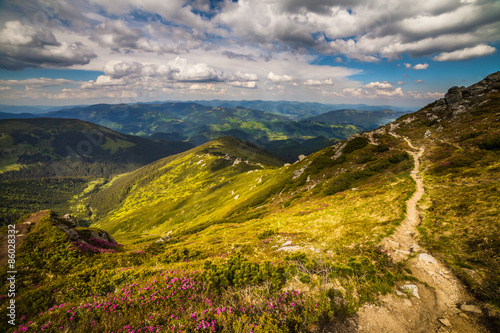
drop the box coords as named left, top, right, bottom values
left=0, top=0, right=499, bottom=107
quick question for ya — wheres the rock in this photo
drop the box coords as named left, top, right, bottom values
left=436, top=125, right=443, bottom=132
left=156, top=231, right=172, bottom=243
left=298, top=154, right=306, bottom=161
left=410, top=244, right=420, bottom=252
left=292, top=161, right=311, bottom=179
left=90, top=230, right=117, bottom=244
left=234, top=194, right=239, bottom=200
left=282, top=240, right=292, bottom=247
left=424, top=129, right=432, bottom=138
left=395, top=290, right=405, bottom=297
left=62, top=214, right=77, bottom=227
left=436, top=98, right=446, bottom=106
left=232, top=157, right=242, bottom=166
left=395, top=249, right=410, bottom=255
left=284, top=163, right=290, bottom=167
left=403, top=299, right=412, bottom=307
left=418, top=253, right=438, bottom=264
left=458, top=313, right=469, bottom=319
left=445, top=86, right=464, bottom=104
left=277, top=245, right=301, bottom=252
left=460, top=304, right=482, bottom=314
left=438, top=318, right=452, bottom=327
left=400, top=284, right=419, bottom=299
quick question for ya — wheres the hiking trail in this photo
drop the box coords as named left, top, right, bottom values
left=356, top=131, right=490, bottom=333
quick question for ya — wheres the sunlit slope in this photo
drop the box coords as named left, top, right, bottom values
left=89, top=136, right=284, bottom=235
left=89, top=130, right=415, bottom=247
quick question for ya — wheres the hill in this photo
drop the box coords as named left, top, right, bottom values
left=305, top=109, right=410, bottom=130
left=0, top=118, right=194, bottom=224
left=1, top=73, right=499, bottom=332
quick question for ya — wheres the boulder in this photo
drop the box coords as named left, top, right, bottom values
left=445, top=86, right=464, bottom=104
left=418, top=253, right=438, bottom=264
left=460, top=304, right=482, bottom=314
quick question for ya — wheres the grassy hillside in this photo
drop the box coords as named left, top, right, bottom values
left=1, top=73, right=499, bottom=332
left=0, top=118, right=194, bottom=225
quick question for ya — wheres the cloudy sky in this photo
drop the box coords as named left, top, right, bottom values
left=0, top=0, right=499, bottom=107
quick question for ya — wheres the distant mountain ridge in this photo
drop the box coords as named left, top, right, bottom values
left=305, top=109, right=410, bottom=130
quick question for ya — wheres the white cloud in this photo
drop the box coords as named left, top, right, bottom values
left=415, top=79, right=424, bottom=83
left=396, top=81, right=405, bottom=85
left=413, top=63, right=429, bottom=70
left=304, top=78, right=333, bottom=86
left=404, top=63, right=412, bottom=69
left=363, top=81, right=394, bottom=90
left=267, top=72, right=293, bottom=83
left=433, top=44, right=496, bottom=61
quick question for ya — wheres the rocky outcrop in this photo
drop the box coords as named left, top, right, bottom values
left=445, top=86, right=464, bottom=104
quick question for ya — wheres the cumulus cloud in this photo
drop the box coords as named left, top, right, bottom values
left=0, top=20, right=96, bottom=70
left=267, top=72, right=293, bottom=83
left=304, top=79, right=333, bottom=86
left=433, top=44, right=497, bottom=61
left=413, top=63, right=429, bottom=70
left=415, top=79, right=424, bottom=83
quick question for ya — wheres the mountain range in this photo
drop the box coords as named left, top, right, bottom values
left=0, top=101, right=409, bottom=162
left=0, top=72, right=499, bottom=332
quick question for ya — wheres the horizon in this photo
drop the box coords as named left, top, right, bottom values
left=0, top=0, right=499, bottom=107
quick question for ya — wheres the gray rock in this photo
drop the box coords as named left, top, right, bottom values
left=445, top=86, right=464, bottom=104
left=435, top=98, right=446, bottom=106
left=62, top=214, right=77, bottom=227
left=424, top=129, right=432, bottom=138
left=419, top=253, right=438, bottom=264
left=460, top=304, right=482, bottom=314
left=277, top=245, right=301, bottom=252
left=232, top=157, right=242, bottom=166
left=298, top=154, right=306, bottom=161
left=400, top=284, right=420, bottom=299
left=282, top=240, right=292, bottom=247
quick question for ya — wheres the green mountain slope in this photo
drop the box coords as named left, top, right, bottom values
left=0, top=118, right=194, bottom=224
left=2, top=73, right=499, bottom=333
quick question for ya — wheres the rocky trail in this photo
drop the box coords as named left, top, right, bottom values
left=356, top=135, right=491, bottom=333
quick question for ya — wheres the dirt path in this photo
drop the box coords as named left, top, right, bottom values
left=356, top=135, right=490, bottom=333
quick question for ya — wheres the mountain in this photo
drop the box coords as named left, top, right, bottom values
left=0, top=118, right=194, bottom=225
left=0, top=102, right=364, bottom=162
left=305, top=109, right=410, bottom=130
left=2, top=73, right=499, bottom=333
left=194, top=100, right=417, bottom=119
left=42, top=102, right=290, bottom=136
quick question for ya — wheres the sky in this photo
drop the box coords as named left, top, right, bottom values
left=0, top=0, right=499, bottom=107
